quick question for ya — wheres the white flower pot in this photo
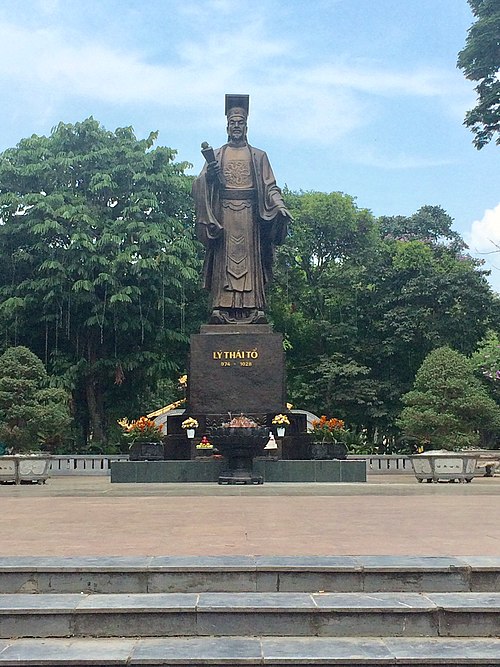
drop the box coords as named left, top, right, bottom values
left=186, top=429, right=195, bottom=439
left=0, top=455, right=51, bottom=484
left=409, top=450, right=480, bottom=483
left=277, top=427, right=286, bottom=438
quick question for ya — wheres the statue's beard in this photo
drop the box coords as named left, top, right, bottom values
left=228, top=133, right=247, bottom=143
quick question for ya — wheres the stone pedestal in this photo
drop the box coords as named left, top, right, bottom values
left=187, top=324, right=285, bottom=416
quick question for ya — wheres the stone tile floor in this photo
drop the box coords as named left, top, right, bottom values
left=0, top=475, right=498, bottom=556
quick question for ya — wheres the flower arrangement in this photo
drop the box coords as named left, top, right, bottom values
left=222, top=415, right=258, bottom=428
left=196, top=435, right=213, bottom=450
left=272, top=414, right=290, bottom=426
left=118, top=416, right=164, bottom=444
left=181, top=417, right=199, bottom=430
left=310, top=415, right=346, bottom=444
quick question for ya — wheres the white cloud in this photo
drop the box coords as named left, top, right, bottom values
left=0, top=18, right=290, bottom=108
left=353, top=147, right=455, bottom=170
left=467, top=204, right=500, bottom=254
left=465, top=203, right=500, bottom=294
left=307, top=63, right=466, bottom=98
left=0, top=11, right=470, bottom=150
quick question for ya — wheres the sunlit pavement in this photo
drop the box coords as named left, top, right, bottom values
left=1, top=474, right=498, bottom=557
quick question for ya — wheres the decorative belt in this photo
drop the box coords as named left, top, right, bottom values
left=221, top=188, right=256, bottom=200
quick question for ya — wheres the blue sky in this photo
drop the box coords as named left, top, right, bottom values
left=1, top=0, right=499, bottom=291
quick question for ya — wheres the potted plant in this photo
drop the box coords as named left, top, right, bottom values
left=118, top=416, right=165, bottom=461
left=272, top=413, right=290, bottom=438
left=181, top=417, right=199, bottom=439
left=309, top=415, right=348, bottom=460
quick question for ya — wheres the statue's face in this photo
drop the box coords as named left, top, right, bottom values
left=227, top=115, right=247, bottom=143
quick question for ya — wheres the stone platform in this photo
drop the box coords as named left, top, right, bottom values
left=110, top=459, right=366, bottom=483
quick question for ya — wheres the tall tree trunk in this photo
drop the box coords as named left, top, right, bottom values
left=85, top=375, right=106, bottom=444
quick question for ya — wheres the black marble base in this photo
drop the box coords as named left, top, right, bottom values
left=188, top=327, right=285, bottom=415
left=310, top=442, right=348, bottom=460
left=128, top=442, right=164, bottom=461
left=110, top=459, right=367, bottom=483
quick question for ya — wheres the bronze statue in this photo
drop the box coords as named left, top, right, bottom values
left=192, top=94, right=292, bottom=324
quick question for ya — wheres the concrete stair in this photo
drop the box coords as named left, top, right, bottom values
left=0, top=556, right=499, bottom=665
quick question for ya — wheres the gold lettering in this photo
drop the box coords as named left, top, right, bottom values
left=213, top=349, right=259, bottom=360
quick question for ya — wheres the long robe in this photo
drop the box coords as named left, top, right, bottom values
left=192, top=143, right=287, bottom=311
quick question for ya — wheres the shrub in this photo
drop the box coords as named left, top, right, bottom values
left=397, top=346, right=500, bottom=450
left=0, top=346, right=72, bottom=452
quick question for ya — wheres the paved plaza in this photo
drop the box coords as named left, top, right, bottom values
left=1, top=474, right=499, bottom=557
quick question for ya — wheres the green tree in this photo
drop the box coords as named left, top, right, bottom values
left=354, top=208, right=498, bottom=434
left=0, top=346, right=72, bottom=452
left=470, top=330, right=500, bottom=446
left=299, top=353, right=383, bottom=426
left=378, top=205, right=465, bottom=248
left=398, top=346, right=500, bottom=449
left=457, top=0, right=500, bottom=148
left=269, top=190, right=379, bottom=422
left=471, top=330, right=500, bottom=401
left=0, top=119, right=202, bottom=445
left=270, top=196, right=498, bottom=439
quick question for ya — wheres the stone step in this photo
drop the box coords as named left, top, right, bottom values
left=1, top=591, right=500, bottom=638
left=1, top=636, right=500, bottom=665
left=1, top=556, right=499, bottom=594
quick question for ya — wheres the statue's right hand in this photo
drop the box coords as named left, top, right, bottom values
left=207, top=160, right=220, bottom=179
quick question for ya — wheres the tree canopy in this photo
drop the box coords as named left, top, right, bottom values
left=457, top=0, right=500, bottom=148
left=269, top=195, right=499, bottom=440
left=397, top=346, right=500, bottom=449
left=0, top=118, right=203, bottom=446
left=471, top=330, right=500, bottom=401
left=0, top=346, right=72, bottom=452
left=0, top=119, right=498, bottom=449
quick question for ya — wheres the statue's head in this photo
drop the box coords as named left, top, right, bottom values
left=225, top=94, right=249, bottom=144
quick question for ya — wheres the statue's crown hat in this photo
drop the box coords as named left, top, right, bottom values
left=225, top=94, right=249, bottom=118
